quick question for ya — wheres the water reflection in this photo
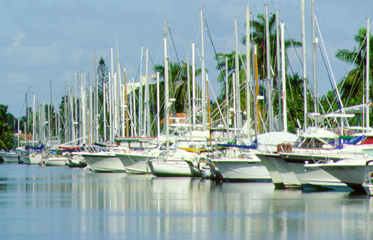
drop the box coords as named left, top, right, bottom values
left=0, top=164, right=372, bottom=239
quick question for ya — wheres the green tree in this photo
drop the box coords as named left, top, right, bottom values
left=96, top=57, right=109, bottom=140
left=153, top=61, right=202, bottom=113
left=335, top=27, right=373, bottom=106
left=214, top=51, right=246, bottom=97
left=244, top=13, right=301, bottom=82
left=0, top=105, right=16, bottom=150
left=97, top=57, right=109, bottom=104
left=214, top=13, right=302, bottom=130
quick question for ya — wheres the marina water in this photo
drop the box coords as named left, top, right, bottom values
left=0, top=162, right=372, bottom=239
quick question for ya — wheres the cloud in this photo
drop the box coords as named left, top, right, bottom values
left=3, top=32, right=60, bottom=66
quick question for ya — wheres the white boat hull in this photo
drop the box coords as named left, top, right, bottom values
left=2, top=153, right=19, bottom=163
left=257, top=153, right=301, bottom=188
left=148, top=160, right=192, bottom=177
left=295, top=164, right=349, bottom=190
left=116, top=153, right=155, bottom=174
left=29, top=153, right=43, bottom=165
left=256, top=153, right=285, bottom=188
left=307, top=160, right=372, bottom=191
left=207, top=162, right=224, bottom=180
left=44, top=157, right=68, bottom=166
left=362, top=182, right=373, bottom=195
left=210, top=158, right=271, bottom=182
left=81, top=153, right=126, bottom=172
left=279, top=157, right=349, bottom=190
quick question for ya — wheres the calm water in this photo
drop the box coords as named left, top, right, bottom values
left=0, top=163, right=372, bottom=240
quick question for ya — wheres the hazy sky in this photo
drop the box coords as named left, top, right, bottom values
left=0, top=0, right=372, bottom=117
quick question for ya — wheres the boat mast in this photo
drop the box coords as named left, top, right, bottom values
left=246, top=6, right=251, bottom=136
left=116, top=51, right=122, bottom=138
left=131, top=77, right=137, bottom=136
left=200, top=7, right=207, bottom=131
left=113, top=71, right=117, bottom=138
left=253, top=45, right=260, bottom=136
left=164, top=19, right=170, bottom=154
left=64, top=83, right=67, bottom=142
left=225, top=56, right=229, bottom=142
left=69, top=88, right=75, bottom=143
left=192, top=43, right=196, bottom=128
left=93, top=50, right=98, bottom=143
left=207, top=74, right=212, bottom=145
left=74, top=76, right=77, bottom=141
left=17, top=115, right=20, bottom=147
left=80, top=73, right=83, bottom=143
left=82, top=81, right=86, bottom=145
left=234, top=19, right=241, bottom=130
left=156, top=72, right=160, bottom=144
left=124, top=68, right=129, bottom=137
left=89, top=86, right=92, bottom=145
left=25, top=92, right=28, bottom=147
left=33, top=93, right=36, bottom=142
left=145, top=48, right=150, bottom=136
left=103, top=80, right=106, bottom=141
left=89, top=86, right=92, bottom=146
left=281, top=22, right=287, bottom=132
left=55, top=98, right=59, bottom=144
left=276, top=10, right=282, bottom=131
left=312, top=0, right=318, bottom=115
left=301, top=0, right=308, bottom=132
left=139, top=46, right=144, bottom=136
left=110, top=48, right=114, bottom=140
left=187, top=59, right=192, bottom=135
left=233, top=72, right=236, bottom=136
left=265, top=5, right=273, bottom=132
left=49, top=80, right=52, bottom=143
left=366, top=17, right=370, bottom=132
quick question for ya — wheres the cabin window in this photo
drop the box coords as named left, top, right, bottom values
left=293, top=137, right=304, bottom=147
left=300, top=138, right=312, bottom=148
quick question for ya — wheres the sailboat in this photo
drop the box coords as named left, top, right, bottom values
left=2, top=151, right=20, bottom=163
left=80, top=144, right=127, bottom=172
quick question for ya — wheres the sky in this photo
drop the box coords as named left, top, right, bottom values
left=0, top=0, right=372, bottom=118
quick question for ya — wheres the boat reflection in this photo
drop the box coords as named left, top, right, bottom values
left=0, top=166, right=372, bottom=239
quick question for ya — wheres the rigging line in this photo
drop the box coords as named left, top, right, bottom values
left=203, top=15, right=226, bottom=86
left=18, top=93, right=27, bottom=119
left=284, top=56, right=302, bottom=122
left=315, top=0, right=337, bottom=49
left=167, top=26, right=180, bottom=66
left=316, top=85, right=333, bottom=129
left=184, top=17, right=200, bottom=60
left=329, top=28, right=365, bottom=96
left=342, top=56, right=365, bottom=107
left=208, top=80, right=227, bottom=127
left=149, top=54, right=156, bottom=72
left=149, top=35, right=164, bottom=71
left=284, top=25, right=303, bottom=69
left=318, top=42, right=343, bottom=114
left=315, top=15, right=347, bottom=118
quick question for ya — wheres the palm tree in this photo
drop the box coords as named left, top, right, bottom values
left=153, top=61, right=202, bottom=113
left=246, top=13, right=302, bottom=86
left=214, top=51, right=246, bottom=97
left=335, top=27, right=373, bottom=106
left=215, top=12, right=301, bottom=96
left=214, top=13, right=302, bottom=129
